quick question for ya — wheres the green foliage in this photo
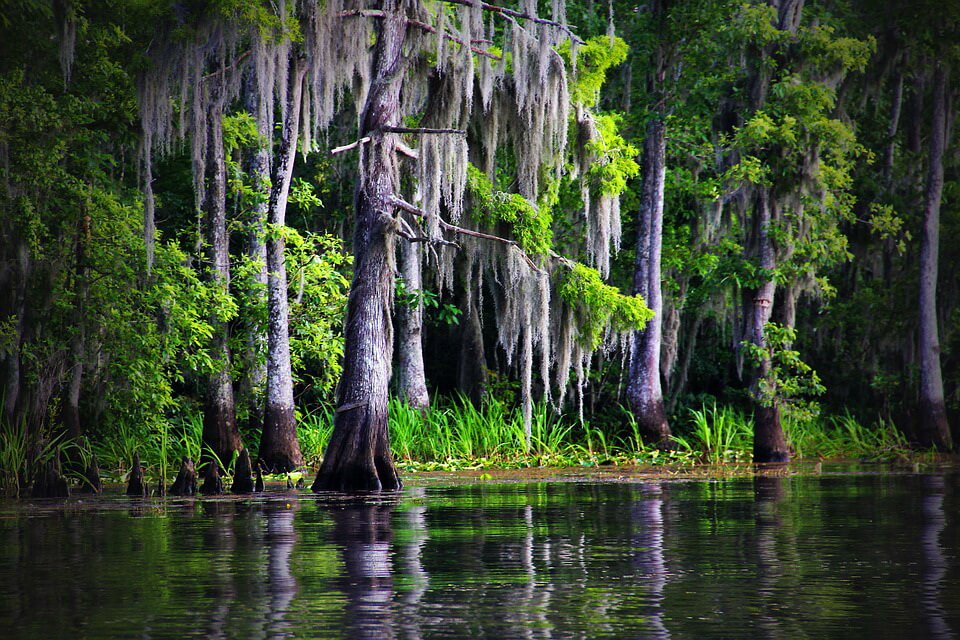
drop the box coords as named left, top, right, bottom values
left=584, top=113, right=640, bottom=196
left=466, top=164, right=553, bottom=258
left=743, top=323, right=825, bottom=419
left=280, top=227, right=350, bottom=392
left=558, top=263, right=654, bottom=349
left=558, top=36, right=630, bottom=107
left=395, top=278, right=462, bottom=325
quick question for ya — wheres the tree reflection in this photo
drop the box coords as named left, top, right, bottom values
left=264, top=504, right=298, bottom=638
left=633, top=482, right=670, bottom=639
left=326, top=497, right=399, bottom=640
left=754, top=474, right=784, bottom=638
left=921, top=475, right=953, bottom=639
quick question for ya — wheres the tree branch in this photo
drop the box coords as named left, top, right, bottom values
left=440, top=0, right=583, bottom=44
left=382, top=126, right=466, bottom=135
left=406, top=18, right=502, bottom=60
left=330, top=137, right=370, bottom=155
left=395, top=140, right=419, bottom=159
left=387, top=196, right=542, bottom=271
left=339, top=9, right=386, bottom=18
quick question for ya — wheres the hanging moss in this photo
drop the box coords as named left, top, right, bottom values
left=558, top=263, right=654, bottom=350
left=466, top=163, right=553, bottom=258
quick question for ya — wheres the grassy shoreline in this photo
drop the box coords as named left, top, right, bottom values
left=0, top=398, right=941, bottom=497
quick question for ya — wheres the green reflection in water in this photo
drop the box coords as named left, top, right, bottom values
left=0, top=471, right=957, bottom=639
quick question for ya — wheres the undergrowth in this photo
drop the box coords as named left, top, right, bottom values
left=0, top=398, right=930, bottom=497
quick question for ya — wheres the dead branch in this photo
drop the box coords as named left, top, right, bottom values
left=406, top=18, right=502, bottom=60
left=395, top=140, right=419, bottom=159
left=440, top=0, right=584, bottom=44
left=387, top=196, right=542, bottom=271
left=330, top=137, right=370, bottom=155
left=383, top=126, right=467, bottom=135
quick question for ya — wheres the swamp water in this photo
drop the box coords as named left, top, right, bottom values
left=1, top=467, right=958, bottom=639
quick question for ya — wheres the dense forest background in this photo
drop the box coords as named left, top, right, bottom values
left=1, top=0, right=958, bottom=493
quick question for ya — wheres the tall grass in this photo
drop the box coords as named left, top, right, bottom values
left=672, top=404, right=753, bottom=463
left=786, top=412, right=910, bottom=460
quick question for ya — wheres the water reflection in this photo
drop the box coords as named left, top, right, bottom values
left=754, top=475, right=784, bottom=639
left=2, top=472, right=960, bottom=639
left=632, top=482, right=670, bottom=639
left=265, top=504, right=298, bottom=638
left=326, top=498, right=398, bottom=640
left=921, top=475, right=954, bottom=640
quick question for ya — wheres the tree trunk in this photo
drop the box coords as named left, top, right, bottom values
left=917, top=65, right=952, bottom=451
left=749, top=191, right=789, bottom=463
left=395, top=238, right=429, bottom=410
left=202, top=96, right=242, bottom=468
left=313, top=2, right=405, bottom=492
left=239, top=70, right=269, bottom=432
left=260, top=56, right=306, bottom=473
left=1, top=238, right=28, bottom=426
left=627, top=118, right=671, bottom=447
left=59, top=215, right=88, bottom=444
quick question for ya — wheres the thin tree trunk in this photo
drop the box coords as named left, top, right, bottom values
left=627, top=118, right=671, bottom=447
left=260, top=56, right=306, bottom=472
left=917, top=65, right=952, bottom=451
left=240, top=70, right=269, bottom=432
left=59, top=215, right=88, bottom=443
left=202, top=96, right=242, bottom=469
left=313, top=1, right=405, bottom=492
left=395, top=238, right=429, bottom=410
left=750, top=190, right=789, bottom=462
left=883, top=70, right=903, bottom=183
left=2, top=238, right=28, bottom=425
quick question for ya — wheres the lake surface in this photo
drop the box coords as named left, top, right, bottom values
left=1, top=466, right=958, bottom=639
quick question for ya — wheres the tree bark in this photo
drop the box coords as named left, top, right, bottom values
left=395, top=238, right=429, bottom=410
left=313, top=1, right=405, bottom=492
left=917, top=65, right=952, bottom=451
left=202, top=95, right=243, bottom=468
left=627, top=118, right=671, bottom=447
left=259, top=56, right=306, bottom=473
left=59, top=214, right=89, bottom=445
left=239, top=70, right=269, bottom=432
left=749, top=191, right=789, bottom=462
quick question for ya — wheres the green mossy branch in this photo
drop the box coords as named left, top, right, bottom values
left=558, top=263, right=654, bottom=350
left=559, top=36, right=629, bottom=107
left=466, top=163, right=553, bottom=258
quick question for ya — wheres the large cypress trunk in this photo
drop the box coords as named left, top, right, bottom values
left=749, top=191, right=789, bottom=462
left=395, top=239, right=429, bottom=410
left=917, top=65, right=952, bottom=451
left=259, top=56, right=306, bottom=472
left=313, top=1, right=405, bottom=492
left=202, top=96, right=242, bottom=468
left=627, top=117, right=671, bottom=447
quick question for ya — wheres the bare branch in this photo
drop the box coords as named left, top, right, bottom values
left=382, top=126, right=466, bottom=135
left=387, top=196, right=541, bottom=271
left=395, top=140, right=419, bottom=159
left=201, top=50, right=252, bottom=81
left=406, top=18, right=502, bottom=60
left=330, top=137, right=370, bottom=155
left=440, top=0, right=584, bottom=44
left=388, top=196, right=425, bottom=217
left=339, top=9, right=386, bottom=18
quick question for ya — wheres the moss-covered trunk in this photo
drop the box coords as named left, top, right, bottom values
left=313, top=0, right=405, bottom=492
